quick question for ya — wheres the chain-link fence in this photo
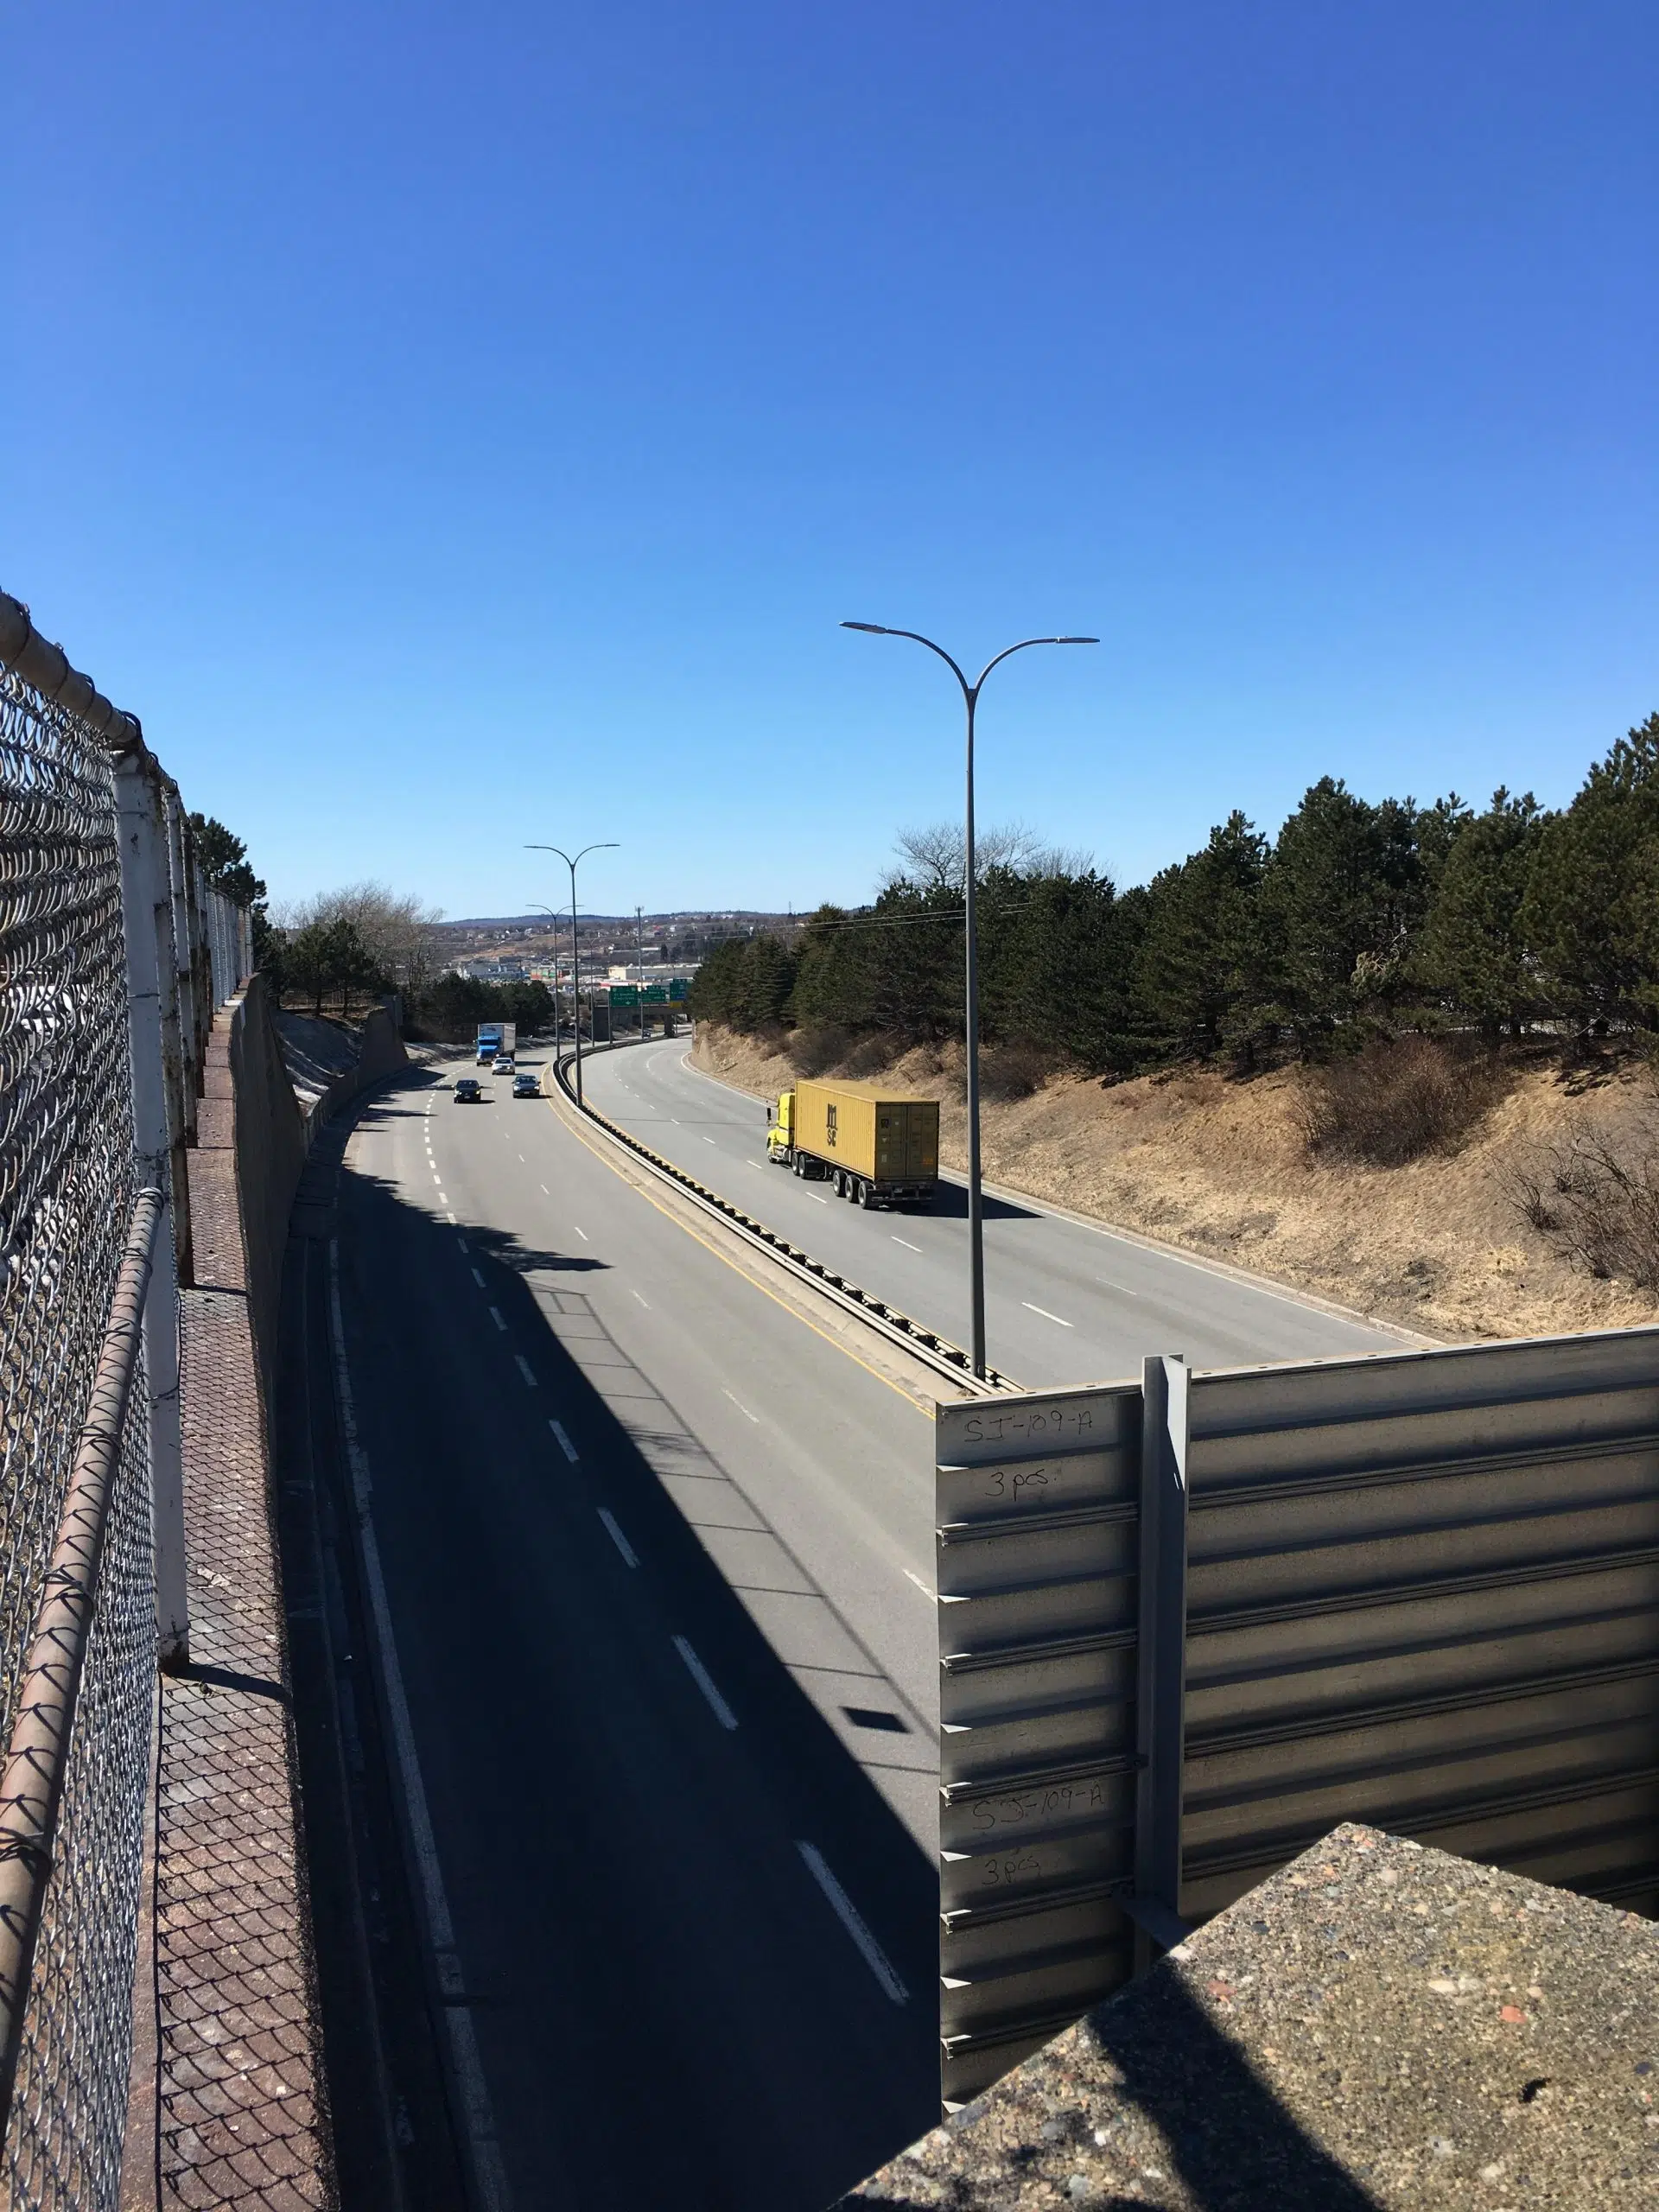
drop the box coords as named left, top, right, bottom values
left=0, top=596, right=250, bottom=2212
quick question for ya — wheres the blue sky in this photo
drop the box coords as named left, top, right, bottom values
left=5, top=1, right=1655, bottom=921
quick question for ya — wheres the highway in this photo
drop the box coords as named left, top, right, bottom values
left=579, top=1039, right=1407, bottom=1384
left=295, top=1052, right=946, bottom=2210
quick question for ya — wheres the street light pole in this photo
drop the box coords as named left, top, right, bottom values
left=635, top=906, right=646, bottom=1041
left=527, top=905, right=562, bottom=1052
left=841, top=623, right=1097, bottom=1379
left=525, top=842, right=619, bottom=1108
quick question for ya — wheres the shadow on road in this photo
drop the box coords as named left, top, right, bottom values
left=296, top=1073, right=942, bottom=2212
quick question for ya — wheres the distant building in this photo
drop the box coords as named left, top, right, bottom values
left=453, top=957, right=530, bottom=983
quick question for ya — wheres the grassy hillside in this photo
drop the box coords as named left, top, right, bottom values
left=692, top=1023, right=1658, bottom=1344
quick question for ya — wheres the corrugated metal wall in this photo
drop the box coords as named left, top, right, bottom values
left=936, top=1325, right=1659, bottom=2107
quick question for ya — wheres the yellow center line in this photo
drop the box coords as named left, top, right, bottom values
left=542, top=1096, right=935, bottom=1419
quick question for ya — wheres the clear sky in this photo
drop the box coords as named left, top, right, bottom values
left=5, top=1, right=1655, bottom=922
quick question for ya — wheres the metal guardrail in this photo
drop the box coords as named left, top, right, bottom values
left=550, top=1040, right=1014, bottom=1395
left=935, top=1323, right=1659, bottom=2106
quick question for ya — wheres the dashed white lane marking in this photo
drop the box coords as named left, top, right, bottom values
left=518, top=1153, right=525, bottom=1162
left=471, top=1268, right=486, bottom=1289
left=514, top=1354, right=537, bottom=1388
left=670, top=1118, right=680, bottom=1124
left=673, top=1637, right=739, bottom=1730
left=489, top=1307, right=507, bottom=1332
left=1022, top=1301, right=1074, bottom=1329
left=796, top=1842, right=908, bottom=2004
left=721, top=1388, right=760, bottom=1424
left=808, top=1192, right=828, bottom=1205
left=573, top=1225, right=589, bottom=1241
left=456, top=1235, right=469, bottom=1254
left=541, top=1185, right=550, bottom=1195
left=904, top=1569, right=935, bottom=1599
left=632, top=1289, right=651, bottom=1308
left=327, top=1246, right=515, bottom=2209
left=597, top=1509, right=638, bottom=1567
left=702, top=1135, right=717, bottom=1145
left=892, top=1236, right=923, bottom=1253
left=445, top=1211, right=457, bottom=1224
left=431, top=1171, right=442, bottom=1185
left=550, top=1421, right=579, bottom=1463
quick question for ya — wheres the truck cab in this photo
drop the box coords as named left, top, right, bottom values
left=766, top=1088, right=795, bottom=1163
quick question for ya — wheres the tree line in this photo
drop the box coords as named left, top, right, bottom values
left=688, top=711, right=1659, bottom=1073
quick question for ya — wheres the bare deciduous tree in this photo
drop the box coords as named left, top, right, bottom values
left=890, top=820, right=1094, bottom=892
left=275, top=881, right=444, bottom=996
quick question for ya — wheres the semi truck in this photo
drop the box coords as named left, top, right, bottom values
left=766, top=1078, right=939, bottom=1208
left=475, top=1020, right=517, bottom=1064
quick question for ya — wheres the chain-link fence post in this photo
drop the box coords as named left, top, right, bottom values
left=112, top=748, right=191, bottom=1673
left=162, top=782, right=200, bottom=1158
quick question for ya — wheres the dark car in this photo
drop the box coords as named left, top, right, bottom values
left=454, top=1076, right=483, bottom=1102
left=512, top=1072, right=538, bottom=1098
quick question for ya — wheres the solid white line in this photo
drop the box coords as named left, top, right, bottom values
left=721, top=1388, right=760, bottom=1424
left=471, top=1268, right=486, bottom=1289
left=796, top=1842, right=908, bottom=2004
left=904, top=1569, right=935, bottom=1599
left=327, top=1245, right=514, bottom=2209
left=892, top=1236, right=923, bottom=1253
left=573, top=1225, right=588, bottom=1241
left=1021, top=1300, right=1074, bottom=1329
left=632, top=1289, right=651, bottom=1308
left=489, top=1306, right=507, bottom=1332
left=550, top=1420, right=579, bottom=1463
left=514, top=1354, right=537, bottom=1388
left=597, top=1509, right=638, bottom=1567
left=673, top=1637, right=739, bottom=1730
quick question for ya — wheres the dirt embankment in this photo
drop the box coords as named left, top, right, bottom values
left=690, top=1024, right=1657, bottom=1343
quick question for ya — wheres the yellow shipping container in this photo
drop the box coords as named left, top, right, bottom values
left=770, top=1077, right=939, bottom=1205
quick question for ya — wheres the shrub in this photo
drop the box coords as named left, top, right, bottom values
left=1503, top=1125, right=1659, bottom=1297
left=1300, top=1036, right=1509, bottom=1166
left=978, top=1040, right=1059, bottom=1102
left=788, top=1024, right=854, bottom=1077
left=842, top=1033, right=897, bottom=1078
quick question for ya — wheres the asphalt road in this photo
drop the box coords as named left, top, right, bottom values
left=311, top=1053, right=946, bottom=2210
left=579, top=1040, right=1407, bottom=1386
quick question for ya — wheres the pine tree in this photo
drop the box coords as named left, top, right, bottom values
left=1520, top=713, right=1659, bottom=1032
left=1420, top=790, right=1547, bottom=1033
left=1130, top=812, right=1269, bottom=1062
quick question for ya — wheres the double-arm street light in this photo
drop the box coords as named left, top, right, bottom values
left=525, top=842, right=620, bottom=1107
left=841, top=623, right=1097, bottom=1380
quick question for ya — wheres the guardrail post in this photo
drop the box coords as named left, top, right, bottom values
left=113, top=751, right=191, bottom=1671
left=1131, top=1352, right=1190, bottom=1972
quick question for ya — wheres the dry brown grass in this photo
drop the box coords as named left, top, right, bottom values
left=692, top=1022, right=1659, bottom=1341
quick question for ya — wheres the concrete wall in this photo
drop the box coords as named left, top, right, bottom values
left=226, top=976, right=408, bottom=1393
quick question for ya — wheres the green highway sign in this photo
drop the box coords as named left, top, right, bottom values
left=610, top=985, right=639, bottom=1006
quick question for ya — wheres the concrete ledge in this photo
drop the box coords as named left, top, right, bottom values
left=844, top=1823, right=1659, bottom=2209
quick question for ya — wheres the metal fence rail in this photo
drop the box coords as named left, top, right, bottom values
left=0, top=1192, right=162, bottom=2207
left=0, top=590, right=251, bottom=2212
left=936, top=1324, right=1659, bottom=2106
